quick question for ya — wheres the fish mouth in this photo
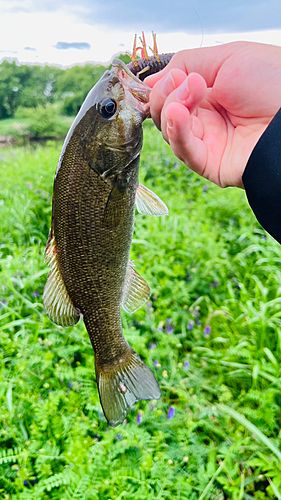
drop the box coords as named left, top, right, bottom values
left=112, top=59, right=151, bottom=117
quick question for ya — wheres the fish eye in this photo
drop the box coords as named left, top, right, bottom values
left=99, top=98, right=117, bottom=119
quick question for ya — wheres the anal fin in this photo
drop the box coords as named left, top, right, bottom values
left=122, top=261, right=150, bottom=313
left=43, top=233, right=80, bottom=327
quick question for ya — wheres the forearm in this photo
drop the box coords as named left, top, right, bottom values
left=242, top=108, right=281, bottom=244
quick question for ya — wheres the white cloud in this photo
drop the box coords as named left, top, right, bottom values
left=0, top=7, right=280, bottom=66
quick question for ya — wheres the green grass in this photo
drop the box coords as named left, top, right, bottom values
left=0, top=123, right=281, bottom=498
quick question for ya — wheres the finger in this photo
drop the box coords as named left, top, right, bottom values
left=145, top=42, right=240, bottom=87
left=161, top=73, right=207, bottom=141
left=165, top=102, right=207, bottom=176
left=145, top=61, right=176, bottom=88
left=149, top=68, right=187, bottom=129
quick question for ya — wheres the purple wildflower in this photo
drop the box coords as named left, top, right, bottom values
left=157, top=325, right=164, bottom=332
left=204, top=325, right=211, bottom=337
left=146, top=301, right=153, bottom=311
left=153, top=360, right=160, bottom=368
left=148, top=342, right=157, bottom=350
left=202, top=185, right=209, bottom=193
left=23, top=478, right=38, bottom=487
left=166, top=318, right=174, bottom=334
left=187, top=321, right=194, bottom=331
left=136, top=412, right=142, bottom=425
left=184, top=360, right=190, bottom=370
left=167, top=406, right=175, bottom=419
left=32, top=290, right=40, bottom=298
left=211, top=280, right=219, bottom=288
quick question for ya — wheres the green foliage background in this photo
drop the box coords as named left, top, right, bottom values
left=0, top=123, right=281, bottom=498
left=0, top=57, right=131, bottom=121
left=0, top=57, right=130, bottom=142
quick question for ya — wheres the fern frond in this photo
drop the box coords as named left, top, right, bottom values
left=65, top=476, right=92, bottom=500
left=38, top=467, right=74, bottom=493
left=0, top=447, right=21, bottom=465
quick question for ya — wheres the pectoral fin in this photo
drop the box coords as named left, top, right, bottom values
left=122, top=261, right=150, bottom=313
left=43, top=232, right=80, bottom=326
left=103, top=183, right=126, bottom=229
left=136, top=184, right=168, bottom=216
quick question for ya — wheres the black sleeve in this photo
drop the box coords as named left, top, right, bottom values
left=242, top=108, right=281, bottom=244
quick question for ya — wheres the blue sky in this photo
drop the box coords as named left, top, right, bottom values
left=1, top=0, right=281, bottom=65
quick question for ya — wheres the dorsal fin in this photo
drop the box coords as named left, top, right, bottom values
left=43, top=232, right=80, bottom=326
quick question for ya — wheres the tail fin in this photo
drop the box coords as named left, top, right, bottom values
left=96, top=351, right=160, bottom=426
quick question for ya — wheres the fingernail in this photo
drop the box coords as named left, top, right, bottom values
left=167, top=118, right=174, bottom=129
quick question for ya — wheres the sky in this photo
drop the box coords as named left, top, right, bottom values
left=1, top=0, right=281, bottom=66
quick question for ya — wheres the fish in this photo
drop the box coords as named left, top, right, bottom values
left=43, top=59, right=169, bottom=426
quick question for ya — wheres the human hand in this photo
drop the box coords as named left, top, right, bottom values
left=145, top=42, right=281, bottom=187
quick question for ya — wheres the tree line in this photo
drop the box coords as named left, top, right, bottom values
left=0, top=55, right=130, bottom=120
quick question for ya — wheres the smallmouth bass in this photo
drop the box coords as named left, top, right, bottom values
left=44, top=60, right=168, bottom=426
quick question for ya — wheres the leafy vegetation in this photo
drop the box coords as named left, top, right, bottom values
left=15, top=106, right=73, bottom=140
left=0, top=107, right=73, bottom=141
left=0, top=56, right=131, bottom=121
left=54, top=64, right=106, bottom=116
left=0, top=56, right=131, bottom=142
left=0, top=124, right=281, bottom=498
left=0, top=60, right=60, bottom=119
